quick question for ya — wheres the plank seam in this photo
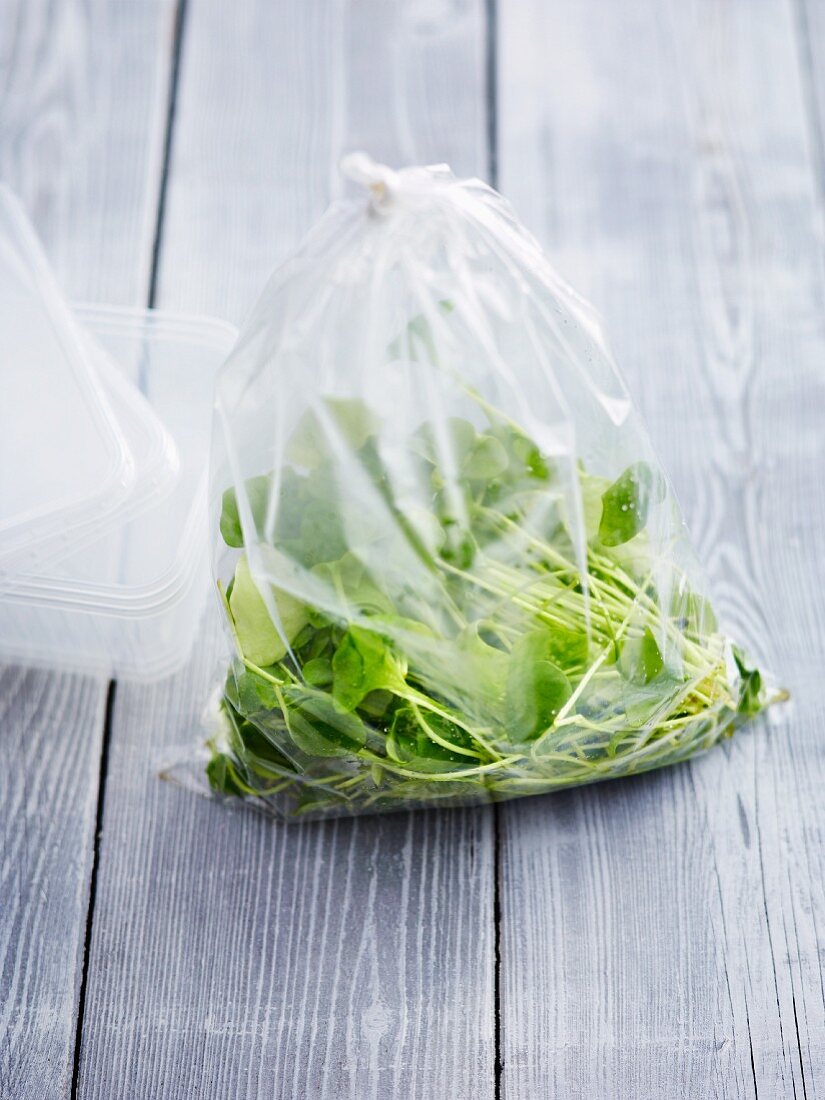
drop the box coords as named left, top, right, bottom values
left=743, top=989, right=759, bottom=1100
left=753, top=766, right=799, bottom=1094
left=789, top=0, right=825, bottom=209
left=487, top=2, right=501, bottom=1095
left=485, top=0, right=498, bottom=188
left=148, top=0, right=190, bottom=308
left=787, top=7, right=825, bottom=1067
left=788, top=44, right=825, bottom=1088
left=72, top=3, right=189, bottom=1088
left=493, top=805, right=504, bottom=1099
left=70, top=682, right=117, bottom=1100
left=486, top=1, right=501, bottom=1094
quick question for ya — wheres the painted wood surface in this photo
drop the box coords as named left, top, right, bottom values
left=4, top=0, right=825, bottom=1097
left=0, top=669, right=105, bottom=1099
left=0, top=3, right=175, bottom=1097
left=75, top=2, right=495, bottom=1098
left=496, top=0, right=825, bottom=1096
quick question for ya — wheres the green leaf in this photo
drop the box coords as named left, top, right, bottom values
left=672, top=590, right=718, bottom=636
left=402, top=505, right=445, bottom=556
left=210, top=384, right=781, bottom=814
left=286, top=693, right=367, bottom=757
left=618, top=627, right=665, bottom=685
left=311, top=553, right=393, bottom=617
left=291, top=622, right=317, bottom=652
left=359, top=689, right=395, bottom=719
left=733, top=645, right=765, bottom=718
left=220, top=474, right=271, bottom=548
left=412, top=417, right=477, bottom=468
left=484, top=423, right=553, bottom=485
left=297, top=499, right=348, bottom=566
left=388, top=707, right=474, bottom=770
left=622, top=686, right=677, bottom=729
left=228, top=554, right=308, bottom=666
left=230, top=710, right=294, bottom=774
left=206, top=752, right=246, bottom=797
left=544, top=624, right=590, bottom=671
left=505, top=630, right=572, bottom=740
left=598, top=462, right=666, bottom=547
left=303, top=656, right=333, bottom=686
left=439, top=523, right=476, bottom=569
left=332, top=626, right=406, bottom=711
left=286, top=397, right=379, bottom=469
left=576, top=470, right=612, bottom=542
left=388, top=301, right=454, bottom=364
left=416, top=420, right=512, bottom=490
left=457, top=625, right=509, bottom=681
left=325, top=397, right=379, bottom=449
left=509, top=431, right=552, bottom=482
left=230, top=665, right=284, bottom=714
left=275, top=467, right=313, bottom=539
left=462, top=435, right=509, bottom=479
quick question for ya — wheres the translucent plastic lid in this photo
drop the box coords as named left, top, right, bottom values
left=16, top=305, right=231, bottom=605
left=0, top=185, right=135, bottom=575
left=0, top=306, right=237, bottom=681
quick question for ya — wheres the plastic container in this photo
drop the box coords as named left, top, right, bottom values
left=0, top=305, right=238, bottom=679
left=0, top=185, right=139, bottom=576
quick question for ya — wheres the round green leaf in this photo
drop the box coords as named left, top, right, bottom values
left=505, top=630, right=572, bottom=740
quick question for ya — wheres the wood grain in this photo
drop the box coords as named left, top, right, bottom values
left=76, top=2, right=495, bottom=1098
left=496, top=0, right=825, bottom=1095
left=795, top=0, right=825, bottom=205
left=0, top=0, right=174, bottom=304
left=0, top=2, right=175, bottom=1097
left=330, top=0, right=487, bottom=178
left=0, top=669, right=105, bottom=1099
left=8, top=1, right=825, bottom=1096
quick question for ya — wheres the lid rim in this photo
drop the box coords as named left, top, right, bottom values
left=1, top=301, right=236, bottom=619
left=0, top=186, right=138, bottom=566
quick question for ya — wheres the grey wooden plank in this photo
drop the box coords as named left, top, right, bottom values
left=0, top=0, right=174, bottom=305
left=77, top=2, right=495, bottom=1098
left=0, top=2, right=176, bottom=1096
left=496, top=0, right=825, bottom=1096
left=330, top=0, right=487, bottom=177
left=795, top=0, right=825, bottom=199
left=153, top=0, right=488, bottom=318
left=0, top=669, right=107, bottom=1100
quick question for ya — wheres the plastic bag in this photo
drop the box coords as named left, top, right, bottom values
left=200, top=155, right=778, bottom=820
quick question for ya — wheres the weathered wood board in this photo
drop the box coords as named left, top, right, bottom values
left=496, top=0, right=825, bottom=1095
left=3, top=0, right=825, bottom=1096
left=75, top=3, right=495, bottom=1098
left=0, top=3, right=175, bottom=1096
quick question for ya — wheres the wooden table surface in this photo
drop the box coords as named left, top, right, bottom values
left=2, top=1, right=824, bottom=1097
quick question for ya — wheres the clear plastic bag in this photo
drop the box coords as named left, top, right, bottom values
left=200, top=156, right=778, bottom=820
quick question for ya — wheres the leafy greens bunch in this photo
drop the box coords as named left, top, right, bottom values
left=206, top=393, right=774, bottom=819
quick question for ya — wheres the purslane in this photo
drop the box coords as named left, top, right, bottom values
left=195, top=159, right=784, bottom=821
left=206, top=394, right=777, bottom=819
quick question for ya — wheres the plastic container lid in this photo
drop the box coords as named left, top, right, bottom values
left=38, top=322, right=183, bottom=572
left=0, top=184, right=138, bottom=577
left=0, top=305, right=238, bottom=680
